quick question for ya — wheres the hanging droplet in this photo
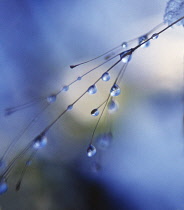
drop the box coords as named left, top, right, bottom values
left=152, top=33, right=159, bottom=40
left=96, top=132, right=113, bottom=150
left=138, top=35, right=150, bottom=48
left=121, top=42, right=128, bottom=49
left=101, top=72, right=110, bottom=81
left=47, top=94, right=57, bottom=104
left=62, top=85, right=69, bottom=92
left=87, top=85, right=97, bottom=95
left=77, top=76, right=82, bottom=81
left=110, top=84, right=121, bottom=97
left=120, top=49, right=132, bottom=63
left=91, top=108, right=99, bottom=116
left=33, top=134, right=47, bottom=149
left=87, top=144, right=96, bottom=157
left=108, top=99, right=119, bottom=112
left=67, top=104, right=73, bottom=111
left=0, top=180, right=8, bottom=195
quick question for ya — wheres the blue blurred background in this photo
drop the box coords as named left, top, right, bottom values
left=0, top=0, right=184, bottom=209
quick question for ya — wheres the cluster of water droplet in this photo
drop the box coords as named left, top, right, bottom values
left=164, top=0, right=184, bottom=26
left=138, top=35, right=150, bottom=48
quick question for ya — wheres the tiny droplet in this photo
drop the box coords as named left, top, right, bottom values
left=87, top=85, right=97, bottom=95
left=120, top=49, right=132, bottom=63
left=91, top=108, right=99, bottom=116
left=108, top=99, right=119, bottom=112
left=67, top=104, right=73, bottom=111
left=152, top=33, right=159, bottom=40
left=87, top=144, right=96, bottom=157
left=0, top=180, right=8, bottom=195
left=62, top=85, right=69, bottom=92
left=33, top=134, right=47, bottom=149
left=110, top=84, right=121, bottom=97
left=138, top=35, right=150, bottom=48
left=77, top=76, right=82, bottom=81
left=101, top=72, right=110, bottom=81
left=47, top=94, right=57, bottom=104
left=121, top=42, right=128, bottom=49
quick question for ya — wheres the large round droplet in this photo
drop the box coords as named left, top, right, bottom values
left=87, top=144, right=96, bottom=157
left=87, top=85, right=97, bottom=95
left=91, top=108, right=99, bottom=116
left=108, top=99, right=119, bottom=112
left=96, top=132, right=113, bottom=150
left=101, top=72, right=110, bottom=81
left=62, top=85, right=69, bottom=92
left=0, top=180, right=8, bottom=195
left=33, top=134, right=47, bottom=149
left=47, top=94, right=57, bottom=104
left=138, top=35, right=150, bottom=48
left=120, top=49, right=132, bottom=63
left=110, top=84, right=121, bottom=97
left=67, top=104, right=73, bottom=111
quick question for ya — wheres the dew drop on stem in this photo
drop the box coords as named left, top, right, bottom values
left=110, top=84, right=121, bottom=97
left=87, top=144, right=96, bottom=157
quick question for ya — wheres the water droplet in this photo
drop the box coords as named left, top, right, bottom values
left=120, top=49, right=132, bottom=63
left=101, top=72, right=110, bottom=81
left=77, top=76, right=82, bottom=81
left=67, top=104, right=73, bottom=111
left=47, top=94, right=57, bottom=104
left=0, top=160, right=6, bottom=173
left=110, top=84, right=121, bottom=96
left=138, top=35, right=150, bottom=48
left=87, top=85, right=97, bottom=94
left=108, top=99, right=119, bottom=112
left=0, top=180, right=8, bottom=195
left=87, top=144, right=96, bottom=157
left=152, top=33, right=159, bottom=40
left=121, top=42, right=128, bottom=49
left=91, top=108, right=99, bottom=116
left=33, top=134, right=47, bottom=149
left=26, top=160, right=32, bottom=166
left=96, top=132, right=113, bottom=150
left=62, top=85, right=69, bottom=92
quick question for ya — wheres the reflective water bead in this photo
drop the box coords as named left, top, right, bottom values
left=101, top=72, right=110, bottom=81
left=96, top=132, right=113, bottom=150
left=120, top=49, right=132, bottom=63
left=138, top=35, right=150, bottom=48
left=87, top=85, right=97, bottom=94
left=0, top=180, right=8, bottom=195
left=62, top=85, right=69, bottom=92
left=108, top=99, right=119, bottom=112
left=121, top=42, right=128, bottom=49
left=33, top=134, right=47, bottom=149
left=87, top=144, right=96, bottom=157
left=47, top=94, right=57, bottom=103
left=110, top=84, right=121, bottom=96
left=152, top=33, right=159, bottom=40
left=67, top=104, right=73, bottom=111
left=77, top=76, right=82, bottom=81
left=91, top=108, right=99, bottom=116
